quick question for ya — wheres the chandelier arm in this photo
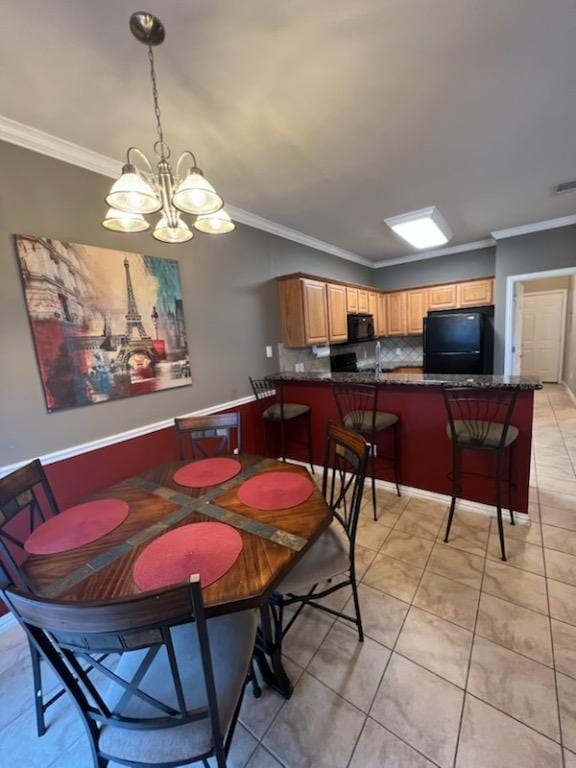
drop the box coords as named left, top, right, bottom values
left=175, top=150, right=199, bottom=180
left=126, top=146, right=155, bottom=176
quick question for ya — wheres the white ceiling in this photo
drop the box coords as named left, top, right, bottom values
left=1, top=0, right=576, bottom=262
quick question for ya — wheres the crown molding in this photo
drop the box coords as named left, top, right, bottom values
left=0, top=114, right=371, bottom=268
left=491, top=215, right=576, bottom=240
left=372, top=238, right=496, bottom=269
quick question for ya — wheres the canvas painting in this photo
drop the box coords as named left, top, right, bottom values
left=15, top=235, right=191, bottom=412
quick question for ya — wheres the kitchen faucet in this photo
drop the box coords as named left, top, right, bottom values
left=375, top=339, right=382, bottom=376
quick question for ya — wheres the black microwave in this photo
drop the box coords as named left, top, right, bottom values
left=347, top=313, right=375, bottom=342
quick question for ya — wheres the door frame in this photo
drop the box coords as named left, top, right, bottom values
left=519, top=289, right=567, bottom=382
left=504, top=266, right=576, bottom=376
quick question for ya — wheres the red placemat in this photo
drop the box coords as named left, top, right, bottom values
left=173, top=457, right=242, bottom=488
left=237, top=471, right=314, bottom=511
left=132, top=522, right=243, bottom=591
left=24, top=499, right=130, bottom=555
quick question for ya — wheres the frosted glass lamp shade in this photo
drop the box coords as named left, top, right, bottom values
left=106, top=168, right=161, bottom=214
left=152, top=214, right=194, bottom=243
left=193, top=208, right=235, bottom=234
left=172, top=169, right=223, bottom=215
left=101, top=208, right=150, bottom=232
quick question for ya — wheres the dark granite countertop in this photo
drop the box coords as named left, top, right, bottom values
left=266, top=371, right=542, bottom=390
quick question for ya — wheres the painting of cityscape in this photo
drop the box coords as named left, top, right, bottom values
left=15, top=235, right=191, bottom=412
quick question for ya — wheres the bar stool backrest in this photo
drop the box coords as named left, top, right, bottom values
left=443, top=387, right=519, bottom=450
left=322, top=422, right=369, bottom=548
left=332, top=382, right=379, bottom=435
left=0, top=459, right=60, bottom=589
left=174, top=412, right=242, bottom=460
left=250, top=377, right=285, bottom=415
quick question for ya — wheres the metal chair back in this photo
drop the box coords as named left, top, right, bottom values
left=0, top=459, right=60, bottom=589
left=175, top=412, right=242, bottom=460
left=1, top=578, right=227, bottom=767
left=332, top=382, right=379, bottom=435
left=443, top=387, right=519, bottom=451
left=322, top=423, right=369, bottom=548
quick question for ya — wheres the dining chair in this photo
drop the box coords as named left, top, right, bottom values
left=266, top=422, right=369, bottom=657
left=249, top=377, right=314, bottom=473
left=443, top=387, right=519, bottom=560
left=174, top=412, right=242, bottom=460
left=0, top=459, right=64, bottom=736
left=332, top=382, right=400, bottom=520
left=1, top=577, right=258, bottom=768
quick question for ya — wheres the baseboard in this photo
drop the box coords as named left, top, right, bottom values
left=563, top=381, right=576, bottom=406
left=286, top=458, right=530, bottom=525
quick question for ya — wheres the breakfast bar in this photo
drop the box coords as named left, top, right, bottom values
left=266, top=371, right=541, bottom=514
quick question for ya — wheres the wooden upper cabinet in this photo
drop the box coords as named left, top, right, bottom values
left=302, top=279, right=329, bottom=344
left=387, top=291, right=407, bottom=336
left=346, top=287, right=358, bottom=313
left=357, top=289, right=369, bottom=313
left=406, top=289, right=428, bottom=335
left=327, top=283, right=348, bottom=342
left=428, top=283, right=458, bottom=311
left=458, top=279, right=494, bottom=308
left=376, top=293, right=388, bottom=336
left=368, top=292, right=378, bottom=326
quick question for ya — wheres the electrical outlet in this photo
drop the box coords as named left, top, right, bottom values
left=295, top=362, right=305, bottom=372
left=396, top=347, right=401, bottom=355
left=265, top=345, right=273, bottom=358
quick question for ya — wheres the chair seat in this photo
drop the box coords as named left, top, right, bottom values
left=447, top=420, right=519, bottom=449
left=343, top=410, right=398, bottom=433
left=262, top=402, right=310, bottom=421
left=276, top=524, right=349, bottom=594
left=99, top=610, right=258, bottom=765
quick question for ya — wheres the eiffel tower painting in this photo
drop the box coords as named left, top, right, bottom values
left=123, top=257, right=150, bottom=340
left=15, top=235, right=191, bottom=412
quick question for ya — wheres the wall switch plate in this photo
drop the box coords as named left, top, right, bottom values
left=265, top=345, right=273, bottom=358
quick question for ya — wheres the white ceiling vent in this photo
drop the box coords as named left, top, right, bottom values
left=552, top=180, right=576, bottom=195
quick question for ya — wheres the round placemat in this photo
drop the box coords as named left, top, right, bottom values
left=24, top=499, right=130, bottom=555
left=237, top=471, right=314, bottom=510
left=132, top=522, right=243, bottom=591
left=173, top=457, right=242, bottom=488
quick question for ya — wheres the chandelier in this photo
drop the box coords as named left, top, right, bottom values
left=102, top=12, right=234, bottom=244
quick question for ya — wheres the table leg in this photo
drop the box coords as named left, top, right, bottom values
left=254, top=602, right=293, bottom=699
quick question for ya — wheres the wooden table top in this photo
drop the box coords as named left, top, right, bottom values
left=23, top=455, right=332, bottom=616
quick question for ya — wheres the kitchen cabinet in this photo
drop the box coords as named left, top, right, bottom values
left=376, top=293, right=388, bottom=336
left=387, top=291, right=407, bottom=336
left=357, top=289, right=369, bottom=313
left=346, top=287, right=358, bottom=313
left=368, top=292, right=379, bottom=328
left=278, top=277, right=329, bottom=347
left=428, top=283, right=458, bottom=311
left=327, top=283, right=348, bottom=342
left=406, top=289, right=428, bottom=335
left=458, top=278, right=494, bottom=308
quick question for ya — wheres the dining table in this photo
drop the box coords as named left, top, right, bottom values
left=22, top=453, right=332, bottom=698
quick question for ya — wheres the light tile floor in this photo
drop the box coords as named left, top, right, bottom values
left=1, top=385, right=576, bottom=767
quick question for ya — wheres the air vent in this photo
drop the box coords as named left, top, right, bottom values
left=552, top=180, right=576, bottom=195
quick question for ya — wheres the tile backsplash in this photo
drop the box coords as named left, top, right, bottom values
left=278, top=335, right=423, bottom=372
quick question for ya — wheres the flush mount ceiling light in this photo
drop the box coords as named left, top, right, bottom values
left=102, top=11, right=235, bottom=244
left=384, top=206, right=452, bottom=250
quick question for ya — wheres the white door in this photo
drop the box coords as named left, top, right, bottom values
left=512, top=282, right=525, bottom=375
left=521, top=290, right=567, bottom=382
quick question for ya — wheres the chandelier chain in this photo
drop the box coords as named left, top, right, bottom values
left=147, top=44, right=166, bottom=158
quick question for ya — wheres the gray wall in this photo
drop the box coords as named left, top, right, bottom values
left=493, top=226, right=576, bottom=372
left=373, top=247, right=495, bottom=291
left=0, top=141, right=371, bottom=466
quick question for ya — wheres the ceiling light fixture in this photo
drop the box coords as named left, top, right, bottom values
left=102, top=12, right=234, bottom=243
left=385, top=206, right=452, bottom=250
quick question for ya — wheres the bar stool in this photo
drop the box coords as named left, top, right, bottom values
left=249, top=377, right=314, bottom=473
left=443, top=387, right=519, bottom=561
left=332, top=382, right=400, bottom=521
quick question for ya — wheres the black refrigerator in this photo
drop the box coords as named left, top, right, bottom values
left=423, top=306, right=494, bottom=375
